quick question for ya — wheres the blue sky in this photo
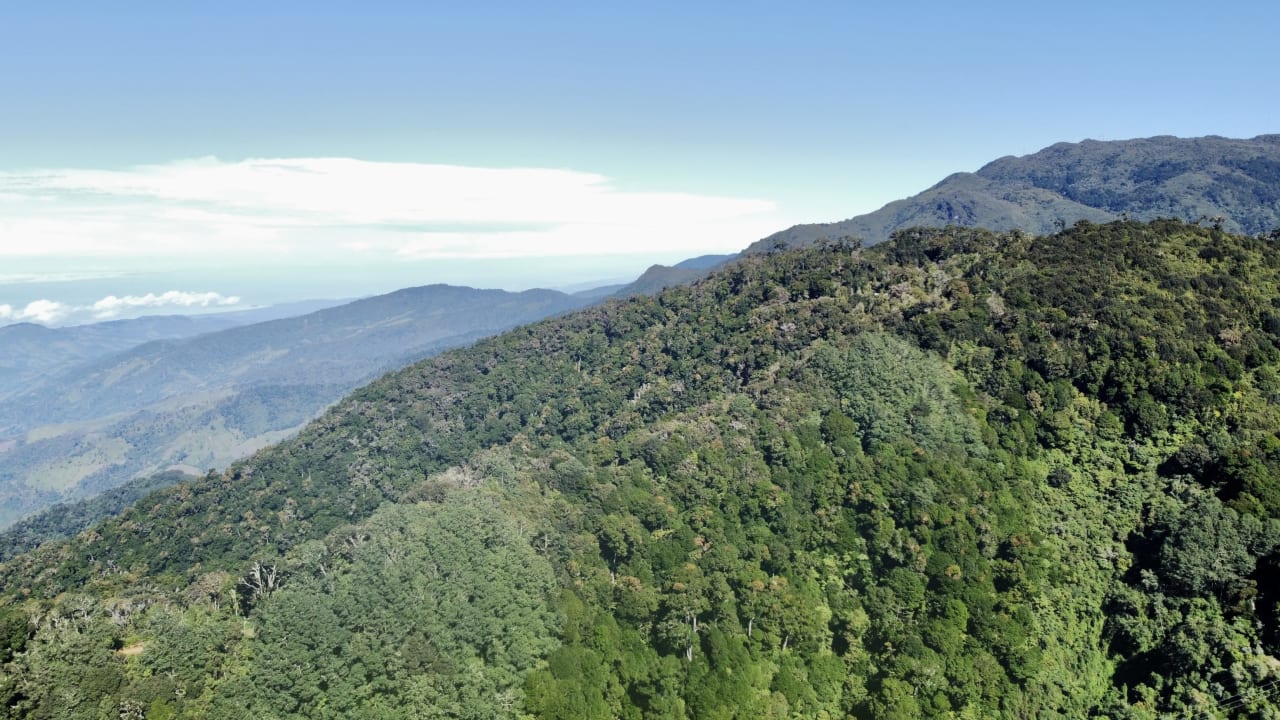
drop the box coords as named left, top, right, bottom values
left=2, top=0, right=1278, bottom=324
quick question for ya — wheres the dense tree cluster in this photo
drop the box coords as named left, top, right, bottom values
left=1, top=220, right=1278, bottom=718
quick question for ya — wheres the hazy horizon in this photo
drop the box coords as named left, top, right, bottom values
left=0, top=252, right=672, bottom=327
left=3, top=1, right=1278, bottom=325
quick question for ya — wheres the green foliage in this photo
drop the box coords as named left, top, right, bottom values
left=1152, top=495, right=1274, bottom=596
left=3, top=220, right=1280, bottom=717
left=0, top=285, right=593, bottom=529
left=0, top=470, right=192, bottom=563
left=811, top=332, right=983, bottom=453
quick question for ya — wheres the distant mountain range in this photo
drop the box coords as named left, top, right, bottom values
left=602, top=254, right=737, bottom=298
left=0, top=285, right=590, bottom=528
left=0, top=299, right=345, bottom=401
left=749, top=134, right=1280, bottom=251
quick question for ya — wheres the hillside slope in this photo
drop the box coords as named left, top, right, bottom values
left=1, top=221, right=1278, bottom=718
left=609, top=254, right=735, bottom=299
left=750, top=134, right=1280, bottom=251
left=0, top=285, right=589, bottom=528
left=0, top=300, right=344, bottom=401
left=0, top=285, right=584, bottom=432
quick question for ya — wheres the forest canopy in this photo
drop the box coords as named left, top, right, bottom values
left=2, top=219, right=1279, bottom=719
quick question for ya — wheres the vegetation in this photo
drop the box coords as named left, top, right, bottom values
left=0, top=285, right=590, bottom=529
left=2, top=220, right=1279, bottom=718
left=0, top=471, right=193, bottom=563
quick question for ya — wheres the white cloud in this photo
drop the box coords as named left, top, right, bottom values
left=0, top=291, right=240, bottom=326
left=0, top=299, right=72, bottom=324
left=91, top=291, right=241, bottom=319
left=0, top=158, right=785, bottom=261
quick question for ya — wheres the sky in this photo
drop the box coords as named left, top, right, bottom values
left=1, top=0, right=1278, bottom=325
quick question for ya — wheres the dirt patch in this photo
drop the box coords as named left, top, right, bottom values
left=117, top=642, right=145, bottom=657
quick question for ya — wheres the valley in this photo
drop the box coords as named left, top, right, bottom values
left=0, top=285, right=592, bottom=529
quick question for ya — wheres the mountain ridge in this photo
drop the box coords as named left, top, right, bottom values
left=748, top=134, right=1280, bottom=252
left=0, top=300, right=346, bottom=402
left=0, top=283, right=593, bottom=529
left=2, top=219, right=1277, bottom=718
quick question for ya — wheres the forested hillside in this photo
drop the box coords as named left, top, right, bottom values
left=0, top=471, right=193, bottom=563
left=0, top=285, right=589, bottom=529
left=2, top=220, right=1279, bottom=718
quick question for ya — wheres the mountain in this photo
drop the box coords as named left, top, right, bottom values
left=610, top=263, right=711, bottom=297
left=0, top=285, right=591, bottom=528
left=2, top=219, right=1277, bottom=718
left=610, top=254, right=735, bottom=299
left=570, top=283, right=629, bottom=302
left=749, top=134, right=1280, bottom=251
left=0, top=470, right=192, bottom=563
left=607, top=256, right=735, bottom=300
left=0, top=300, right=345, bottom=401
left=673, top=253, right=735, bottom=270
left=0, top=284, right=586, bottom=432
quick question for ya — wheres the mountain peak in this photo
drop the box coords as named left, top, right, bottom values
left=749, top=134, right=1280, bottom=252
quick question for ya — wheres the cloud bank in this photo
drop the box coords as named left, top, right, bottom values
left=91, top=291, right=241, bottom=318
left=0, top=158, right=783, bottom=261
left=0, top=300, right=69, bottom=325
left=0, top=291, right=240, bottom=326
